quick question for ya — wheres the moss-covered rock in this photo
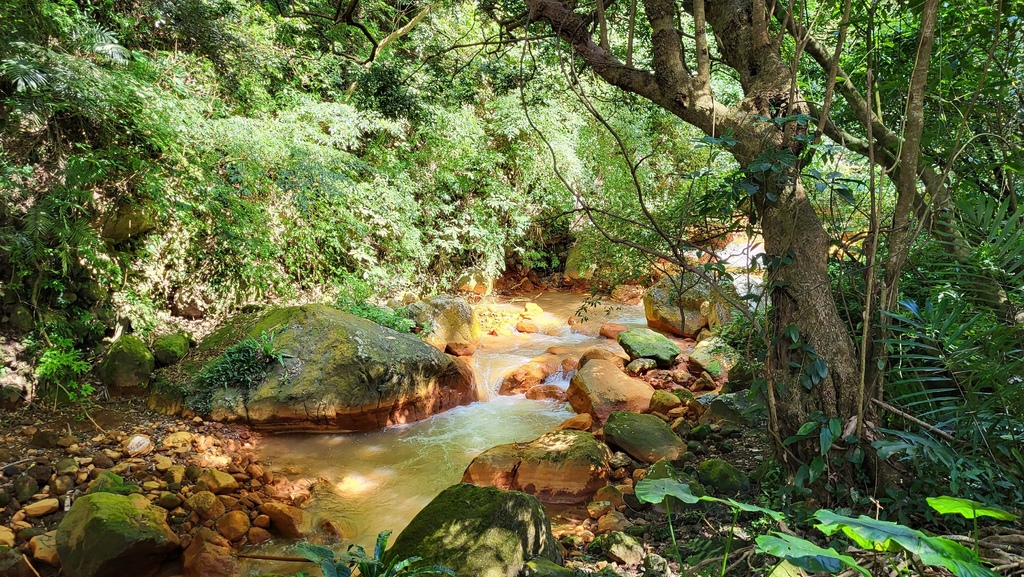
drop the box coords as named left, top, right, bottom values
left=389, top=483, right=561, bottom=577
left=163, top=304, right=478, bottom=431
left=645, top=459, right=706, bottom=507
left=697, top=458, right=750, bottom=496
left=96, top=334, right=154, bottom=393
left=603, top=412, right=686, bottom=463
left=687, top=337, right=738, bottom=378
left=616, top=328, right=680, bottom=368
left=589, top=531, right=644, bottom=566
left=408, top=295, right=482, bottom=356
left=8, top=304, right=33, bottom=333
left=462, top=430, right=612, bottom=504
left=56, top=492, right=179, bottom=577
left=151, top=333, right=190, bottom=367
left=99, top=202, right=157, bottom=242
left=643, top=275, right=710, bottom=337
left=87, top=472, right=141, bottom=495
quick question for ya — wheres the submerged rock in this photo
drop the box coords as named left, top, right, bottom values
left=170, top=304, right=479, bottom=431
left=462, top=429, right=612, bottom=504
left=389, top=483, right=562, bottom=577
left=56, top=492, right=179, bottom=577
left=566, top=359, right=654, bottom=425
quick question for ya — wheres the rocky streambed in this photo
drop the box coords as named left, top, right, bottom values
left=1, top=284, right=766, bottom=577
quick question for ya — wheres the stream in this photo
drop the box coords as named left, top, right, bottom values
left=246, top=292, right=650, bottom=574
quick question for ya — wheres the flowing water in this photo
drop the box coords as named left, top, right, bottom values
left=247, top=292, right=648, bottom=573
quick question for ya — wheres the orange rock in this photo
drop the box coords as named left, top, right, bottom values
left=578, top=348, right=628, bottom=370
left=560, top=356, right=579, bottom=374
left=216, top=510, right=250, bottom=541
left=525, top=385, right=566, bottom=401
left=566, top=360, right=654, bottom=425
left=599, top=323, right=628, bottom=340
left=498, top=355, right=560, bottom=395
left=184, top=528, right=237, bottom=577
left=597, top=511, right=634, bottom=533
left=259, top=502, right=308, bottom=538
left=515, top=320, right=539, bottom=334
left=247, top=527, right=271, bottom=544
left=556, top=413, right=593, bottom=431
left=445, top=342, right=477, bottom=356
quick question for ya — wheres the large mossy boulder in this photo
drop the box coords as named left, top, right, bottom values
left=408, top=295, right=482, bottom=356
left=56, top=492, right=179, bottom=577
left=462, top=430, right=612, bottom=504
left=566, top=359, right=653, bottom=425
left=152, top=332, right=190, bottom=367
left=96, top=334, right=154, bottom=394
left=603, top=412, right=686, bottom=463
left=643, top=275, right=710, bottom=337
left=389, top=483, right=561, bottom=577
left=178, top=304, right=478, bottom=431
left=616, top=328, right=680, bottom=368
left=643, top=276, right=739, bottom=338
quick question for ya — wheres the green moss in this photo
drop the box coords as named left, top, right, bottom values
left=388, top=483, right=561, bottom=577
left=56, top=492, right=178, bottom=577
left=617, top=328, right=680, bottom=368
left=96, top=334, right=154, bottom=390
left=152, top=332, right=191, bottom=366
left=603, top=412, right=686, bottom=464
left=697, top=458, right=750, bottom=496
left=87, top=472, right=141, bottom=495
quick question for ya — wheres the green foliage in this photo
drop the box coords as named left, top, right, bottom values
left=293, top=531, right=454, bottom=577
left=34, top=335, right=93, bottom=401
left=813, top=510, right=999, bottom=577
left=186, top=330, right=287, bottom=412
left=926, top=497, right=1017, bottom=522
left=756, top=533, right=868, bottom=576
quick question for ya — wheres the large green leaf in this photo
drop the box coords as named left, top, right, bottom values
left=926, top=496, right=1018, bottom=521
left=755, top=532, right=869, bottom=576
left=813, top=511, right=1000, bottom=577
left=700, top=496, right=785, bottom=521
left=634, top=477, right=700, bottom=505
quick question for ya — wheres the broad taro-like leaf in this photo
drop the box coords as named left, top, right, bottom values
left=699, top=496, right=785, bottom=521
left=755, top=532, right=869, bottom=576
left=926, top=496, right=1018, bottom=521
left=634, top=477, right=700, bottom=505
left=813, top=511, right=999, bottom=577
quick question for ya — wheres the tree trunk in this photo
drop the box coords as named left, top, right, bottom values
left=759, top=174, right=861, bottom=456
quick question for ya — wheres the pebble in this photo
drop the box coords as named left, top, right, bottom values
left=24, top=498, right=60, bottom=517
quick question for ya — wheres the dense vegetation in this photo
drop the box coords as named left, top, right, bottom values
left=1, top=0, right=1023, bottom=562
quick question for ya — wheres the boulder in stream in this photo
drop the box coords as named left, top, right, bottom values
left=408, top=295, right=482, bottom=356
left=462, top=429, right=612, bottom=504
left=166, top=304, right=479, bottom=432
left=603, top=411, right=686, bottom=463
left=616, top=328, right=680, bottom=368
left=566, top=359, right=654, bottom=425
left=389, top=483, right=562, bottom=577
